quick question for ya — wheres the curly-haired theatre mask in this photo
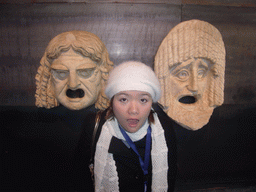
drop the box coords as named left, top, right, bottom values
left=35, top=31, right=113, bottom=110
left=154, top=20, right=226, bottom=130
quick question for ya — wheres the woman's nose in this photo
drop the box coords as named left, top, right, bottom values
left=68, top=71, right=80, bottom=90
left=128, top=101, right=139, bottom=115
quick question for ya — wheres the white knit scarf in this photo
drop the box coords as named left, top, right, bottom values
left=94, top=113, right=168, bottom=192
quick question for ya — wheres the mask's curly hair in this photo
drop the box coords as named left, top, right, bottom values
left=35, top=31, right=113, bottom=110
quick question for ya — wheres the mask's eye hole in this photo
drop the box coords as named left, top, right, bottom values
left=51, top=69, right=69, bottom=80
left=174, top=69, right=189, bottom=81
left=77, top=68, right=95, bottom=79
left=198, top=69, right=207, bottom=79
left=179, top=96, right=196, bottom=104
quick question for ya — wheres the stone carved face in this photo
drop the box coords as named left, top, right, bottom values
left=35, top=31, right=113, bottom=110
left=50, top=49, right=102, bottom=110
left=154, top=20, right=225, bottom=130
left=169, top=58, right=212, bottom=105
left=167, top=57, right=215, bottom=130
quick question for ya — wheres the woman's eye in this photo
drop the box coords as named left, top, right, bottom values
left=77, top=68, right=95, bottom=79
left=119, top=98, right=127, bottom=102
left=51, top=69, right=69, bottom=80
left=141, top=98, right=148, bottom=103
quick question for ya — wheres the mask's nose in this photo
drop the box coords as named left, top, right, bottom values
left=68, top=71, right=81, bottom=90
left=187, top=73, right=199, bottom=94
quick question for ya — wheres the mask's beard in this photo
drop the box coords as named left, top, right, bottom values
left=66, top=89, right=85, bottom=98
left=167, top=94, right=214, bottom=130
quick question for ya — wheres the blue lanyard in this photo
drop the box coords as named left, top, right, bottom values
left=119, top=125, right=152, bottom=192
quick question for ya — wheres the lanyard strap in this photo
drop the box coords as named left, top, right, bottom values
left=119, top=125, right=151, bottom=191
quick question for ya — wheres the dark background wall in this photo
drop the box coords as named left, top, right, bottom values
left=1, top=0, right=256, bottom=106
left=1, top=1, right=256, bottom=191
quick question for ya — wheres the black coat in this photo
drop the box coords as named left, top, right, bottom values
left=73, top=103, right=177, bottom=192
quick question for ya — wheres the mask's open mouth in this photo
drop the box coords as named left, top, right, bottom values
left=179, top=96, right=197, bottom=104
left=66, top=89, right=85, bottom=98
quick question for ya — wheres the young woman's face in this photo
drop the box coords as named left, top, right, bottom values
left=113, top=90, right=153, bottom=133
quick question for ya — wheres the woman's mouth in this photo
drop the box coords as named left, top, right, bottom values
left=127, top=119, right=139, bottom=127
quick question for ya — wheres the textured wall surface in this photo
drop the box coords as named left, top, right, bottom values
left=1, top=3, right=256, bottom=106
left=1, top=3, right=181, bottom=105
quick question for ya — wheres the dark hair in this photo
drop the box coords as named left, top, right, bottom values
left=105, top=97, right=155, bottom=124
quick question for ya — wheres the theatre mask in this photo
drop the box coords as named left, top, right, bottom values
left=154, top=20, right=226, bottom=130
left=35, top=31, right=113, bottom=110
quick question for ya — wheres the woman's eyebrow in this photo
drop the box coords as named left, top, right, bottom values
left=141, top=93, right=151, bottom=97
left=116, top=93, right=129, bottom=97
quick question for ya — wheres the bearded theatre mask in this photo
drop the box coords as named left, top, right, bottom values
left=154, top=19, right=226, bottom=130
left=35, top=31, right=113, bottom=110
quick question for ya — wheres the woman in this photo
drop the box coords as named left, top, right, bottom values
left=76, top=61, right=177, bottom=191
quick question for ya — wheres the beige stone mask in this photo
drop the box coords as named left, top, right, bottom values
left=154, top=20, right=226, bottom=130
left=50, top=49, right=102, bottom=110
left=35, top=31, right=113, bottom=110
